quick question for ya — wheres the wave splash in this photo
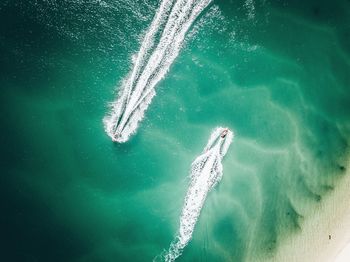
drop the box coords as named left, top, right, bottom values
left=155, top=127, right=234, bottom=261
left=103, top=0, right=212, bottom=142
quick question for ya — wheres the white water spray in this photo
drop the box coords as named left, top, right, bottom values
left=103, top=0, right=212, bottom=142
left=155, top=127, right=234, bottom=262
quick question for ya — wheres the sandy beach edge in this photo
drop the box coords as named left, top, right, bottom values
left=265, top=162, right=350, bottom=262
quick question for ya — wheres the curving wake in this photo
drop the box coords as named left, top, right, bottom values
left=155, top=127, right=234, bottom=261
left=103, top=0, right=212, bottom=142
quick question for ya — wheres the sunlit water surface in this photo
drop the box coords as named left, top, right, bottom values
left=0, top=0, right=349, bottom=261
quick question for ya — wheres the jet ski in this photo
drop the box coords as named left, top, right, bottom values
left=221, top=128, right=228, bottom=138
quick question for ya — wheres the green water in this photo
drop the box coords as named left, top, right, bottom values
left=1, top=0, right=350, bottom=261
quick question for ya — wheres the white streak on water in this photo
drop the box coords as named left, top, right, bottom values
left=156, top=127, right=234, bottom=262
left=103, top=0, right=212, bottom=142
left=245, top=0, right=255, bottom=20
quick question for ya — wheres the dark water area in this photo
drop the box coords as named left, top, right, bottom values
left=1, top=0, right=349, bottom=261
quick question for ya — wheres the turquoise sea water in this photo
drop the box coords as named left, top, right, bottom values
left=1, top=0, right=350, bottom=261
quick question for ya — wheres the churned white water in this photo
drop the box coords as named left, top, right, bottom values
left=103, top=0, right=212, bottom=142
left=155, top=127, right=233, bottom=261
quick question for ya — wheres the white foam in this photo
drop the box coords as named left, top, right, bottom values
left=103, top=0, right=212, bottom=142
left=156, top=127, right=234, bottom=261
left=245, top=0, right=255, bottom=20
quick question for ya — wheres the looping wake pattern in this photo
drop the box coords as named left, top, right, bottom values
left=103, top=0, right=212, bottom=142
left=155, top=127, right=234, bottom=262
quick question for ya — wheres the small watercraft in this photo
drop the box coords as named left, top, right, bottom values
left=221, top=128, right=228, bottom=138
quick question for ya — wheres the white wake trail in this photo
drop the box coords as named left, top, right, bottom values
left=103, top=0, right=212, bottom=142
left=124, top=0, right=175, bottom=101
left=155, top=127, right=234, bottom=262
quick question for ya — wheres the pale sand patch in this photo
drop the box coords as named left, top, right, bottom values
left=266, top=163, right=350, bottom=262
left=335, top=241, right=350, bottom=262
